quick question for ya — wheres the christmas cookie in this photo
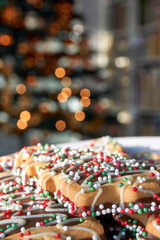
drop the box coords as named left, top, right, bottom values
left=0, top=171, right=105, bottom=240
left=37, top=151, right=160, bottom=217
left=114, top=212, right=160, bottom=240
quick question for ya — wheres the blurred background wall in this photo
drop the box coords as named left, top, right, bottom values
left=0, top=0, right=160, bottom=154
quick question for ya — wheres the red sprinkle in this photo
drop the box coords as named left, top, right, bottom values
left=132, top=187, right=137, bottom=192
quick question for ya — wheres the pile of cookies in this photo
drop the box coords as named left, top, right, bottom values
left=0, top=136, right=160, bottom=239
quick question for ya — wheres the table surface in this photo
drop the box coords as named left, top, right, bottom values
left=59, top=136, right=160, bottom=155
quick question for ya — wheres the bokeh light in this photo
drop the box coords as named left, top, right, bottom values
left=61, top=87, right=72, bottom=97
left=61, top=76, right=71, bottom=87
left=16, top=84, right=26, bottom=94
left=20, top=110, right=31, bottom=122
left=80, top=88, right=91, bottom=98
left=17, top=119, right=27, bottom=130
left=57, top=92, right=68, bottom=103
left=55, top=120, right=66, bottom=131
left=0, top=35, right=13, bottom=46
left=117, top=111, right=132, bottom=124
left=55, top=67, right=65, bottom=78
left=80, top=97, right=91, bottom=107
left=74, top=111, right=85, bottom=121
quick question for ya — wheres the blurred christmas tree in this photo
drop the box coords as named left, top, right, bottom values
left=0, top=0, right=119, bottom=152
left=0, top=0, right=91, bottom=145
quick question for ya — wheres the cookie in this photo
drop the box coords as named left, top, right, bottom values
left=36, top=150, right=160, bottom=218
left=114, top=212, right=160, bottom=240
left=14, top=136, right=126, bottom=172
left=0, top=171, right=105, bottom=240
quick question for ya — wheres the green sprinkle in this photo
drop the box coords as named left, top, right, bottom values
left=91, top=212, right=96, bottom=217
left=90, top=187, right=95, bottom=191
left=138, top=209, right=143, bottom=214
left=7, top=225, right=11, bottom=229
left=102, top=171, right=107, bottom=175
left=44, top=219, right=48, bottom=223
left=11, top=194, right=15, bottom=198
left=143, top=208, right=148, bottom=213
left=88, top=181, right=93, bottom=186
left=52, top=214, right=56, bottom=218
left=31, top=196, right=35, bottom=200
left=108, top=179, right=112, bottom=183
left=61, top=169, right=65, bottom=173
left=63, top=216, right=67, bottom=221
left=49, top=217, right=53, bottom=221
left=79, top=218, right=84, bottom=222
left=129, top=167, right=133, bottom=171
left=142, top=231, right=147, bottom=237
left=45, top=191, right=50, bottom=196
left=133, top=220, right=137, bottom=224
left=11, top=223, right=16, bottom=228
left=118, top=182, right=123, bottom=187
left=128, top=219, right=132, bottom=223
left=129, top=202, right=133, bottom=208
left=123, top=177, right=128, bottom=182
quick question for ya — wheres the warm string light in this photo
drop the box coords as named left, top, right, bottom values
left=0, top=35, right=13, bottom=46
left=55, top=67, right=65, bottom=78
left=57, top=92, right=68, bottom=103
left=61, top=77, right=71, bottom=87
left=80, top=97, right=91, bottom=107
left=16, top=84, right=26, bottom=95
left=61, top=87, right=72, bottom=97
left=74, top=111, right=85, bottom=121
left=80, top=88, right=91, bottom=98
left=20, top=110, right=31, bottom=122
left=55, top=120, right=66, bottom=131
left=17, top=119, right=27, bottom=130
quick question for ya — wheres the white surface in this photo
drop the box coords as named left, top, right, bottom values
left=60, top=137, right=160, bottom=155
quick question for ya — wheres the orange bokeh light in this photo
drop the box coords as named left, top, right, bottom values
left=61, top=77, right=71, bottom=87
left=74, top=111, right=85, bottom=121
left=80, top=88, right=91, bottom=98
left=55, top=120, right=66, bottom=131
left=80, top=97, right=91, bottom=107
left=61, top=87, right=72, bottom=97
left=0, top=35, right=13, bottom=46
left=17, top=119, right=27, bottom=130
left=20, top=110, right=31, bottom=122
left=16, top=84, right=26, bottom=94
left=57, top=92, right=68, bottom=103
left=55, top=67, right=65, bottom=78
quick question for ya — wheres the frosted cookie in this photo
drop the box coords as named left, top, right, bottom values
left=114, top=212, right=160, bottom=240
left=37, top=151, right=160, bottom=217
left=0, top=171, right=105, bottom=240
left=14, top=136, right=126, bottom=172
